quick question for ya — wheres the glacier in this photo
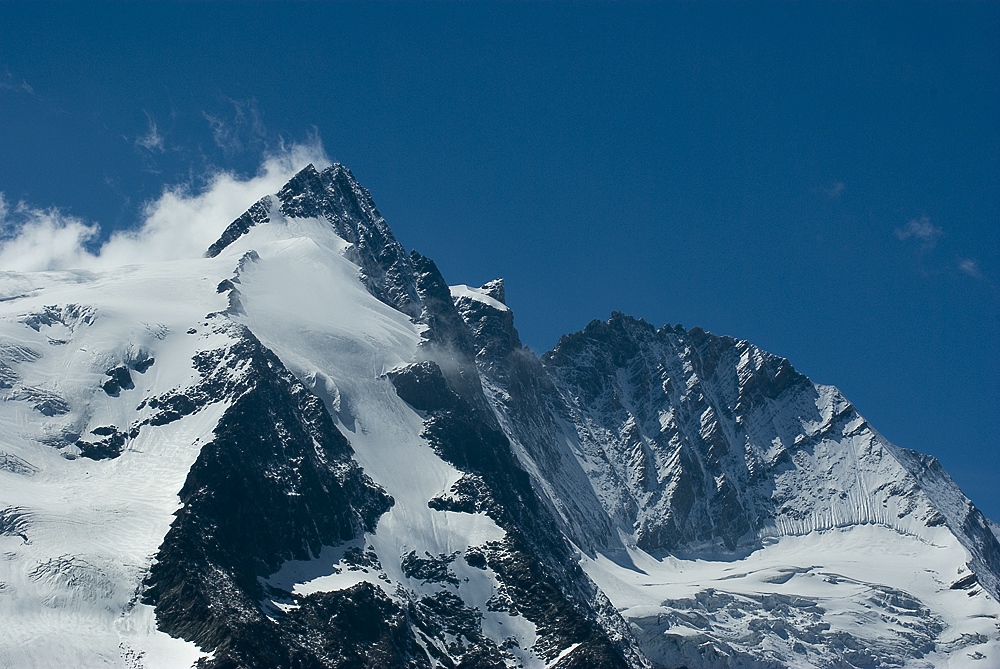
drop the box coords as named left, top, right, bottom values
left=0, top=162, right=997, bottom=669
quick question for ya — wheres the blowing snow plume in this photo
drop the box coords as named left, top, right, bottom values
left=0, top=141, right=329, bottom=272
left=2, top=149, right=999, bottom=669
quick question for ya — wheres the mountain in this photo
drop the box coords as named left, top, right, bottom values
left=1, top=163, right=997, bottom=669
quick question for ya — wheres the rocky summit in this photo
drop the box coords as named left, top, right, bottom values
left=1, top=163, right=997, bottom=668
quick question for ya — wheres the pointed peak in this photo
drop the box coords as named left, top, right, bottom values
left=275, top=164, right=325, bottom=216
left=296, top=162, right=320, bottom=177
left=312, top=163, right=366, bottom=198
left=205, top=195, right=273, bottom=258
left=320, top=162, right=354, bottom=180
left=276, top=162, right=355, bottom=190
left=274, top=161, right=378, bottom=226
left=277, top=163, right=323, bottom=197
left=204, top=161, right=420, bottom=317
left=480, top=278, right=505, bottom=305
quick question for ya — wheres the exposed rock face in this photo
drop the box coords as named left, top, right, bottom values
left=387, top=359, right=639, bottom=668
left=451, top=282, right=622, bottom=555
left=453, top=292, right=1000, bottom=668
left=205, top=196, right=272, bottom=259
left=387, top=264, right=644, bottom=668
left=3, top=162, right=999, bottom=669
left=207, top=164, right=421, bottom=318
left=458, top=297, right=1000, bottom=569
left=541, top=314, right=803, bottom=554
left=141, top=321, right=394, bottom=668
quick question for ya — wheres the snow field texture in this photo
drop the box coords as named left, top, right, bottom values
left=217, top=212, right=543, bottom=666
left=0, top=260, right=241, bottom=667
left=582, top=525, right=998, bottom=668
left=1, top=176, right=998, bottom=668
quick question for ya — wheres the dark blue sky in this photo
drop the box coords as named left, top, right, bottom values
left=1, top=3, right=997, bottom=518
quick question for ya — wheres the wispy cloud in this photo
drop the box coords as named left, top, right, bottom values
left=203, top=113, right=232, bottom=151
left=823, top=181, right=845, bottom=200
left=958, top=258, right=983, bottom=280
left=135, top=110, right=165, bottom=152
left=0, top=66, right=35, bottom=96
left=892, top=215, right=990, bottom=284
left=894, top=216, right=943, bottom=249
left=810, top=181, right=846, bottom=201
left=0, top=140, right=328, bottom=272
left=204, top=97, right=267, bottom=155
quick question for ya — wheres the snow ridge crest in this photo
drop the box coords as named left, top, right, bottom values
left=207, top=163, right=421, bottom=317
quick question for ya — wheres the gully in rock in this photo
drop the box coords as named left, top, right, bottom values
left=0, top=163, right=997, bottom=669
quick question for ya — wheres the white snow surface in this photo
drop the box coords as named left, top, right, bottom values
left=449, top=284, right=508, bottom=312
left=3, top=186, right=999, bottom=668
left=582, top=525, right=1000, bottom=668
left=0, top=204, right=543, bottom=667
left=0, top=260, right=240, bottom=668
left=199, top=208, right=543, bottom=666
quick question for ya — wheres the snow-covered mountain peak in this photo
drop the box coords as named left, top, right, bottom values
left=539, top=313, right=1000, bottom=557
left=3, top=162, right=998, bottom=668
left=207, top=163, right=421, bottom=318
left=458, top=303, right=1000, bottom=666
left=480, top=278, right=506, bottom=305
left=450, top=283, right=508, bottom=313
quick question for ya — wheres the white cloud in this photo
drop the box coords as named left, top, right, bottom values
left=958, top=258, right=983, bottom=279
left=204, top=112, right=236, bottom=152
left=0, top=195, right=101, bottom=272
left=204, top=98, right=266, bottom=155
left=0, top=140, right=329, bottom=272
left=135, top=111, right=165, bottom=152
left=0, top=67, right=34, bottom=96
left=894, top=216, right=943, bottom=248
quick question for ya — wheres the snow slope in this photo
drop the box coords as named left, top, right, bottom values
left=456, top=288, right=1000, bottom=668
left=2, top=161, right=998, bottom=669
left=2, top=165, right=635, bottom=668
left=214, top=208, right=544, bottom=667
left=0, top=260, right=240, bottom=667
left=583, top=526, right=999, bottom=668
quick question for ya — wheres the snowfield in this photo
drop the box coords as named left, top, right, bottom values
left=2, top=162, right=998, bottom=668
left=0, top=261, right=237, bottom=667
left=0, top=202, right=547, bottom=667
left=583, top=525, right=999, bottom=669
